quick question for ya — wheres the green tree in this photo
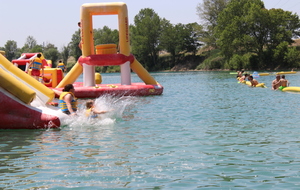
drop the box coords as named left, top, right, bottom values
left=25, top=36, right=37, bottom=49
left=215, top=0, right=300, bottom=70
left=60, top=45, right=70, bottom=66
left=284, top=46, right=300, bottom=68
left=20, top=36, right=42, bottom=53
left=184, top=23, right=202, bottom=55
left=131, top=8, right=162, bottom=70
left=69, top=30, right=81, bottom=60
left=94, top=26, right=119, bottom=45
left=43, top=43, right=59, bottom=67
left=264, top=8, right=300, bottom=69
left=197, top=0, right=229, bottom=48
left=159, top=20, right=178, bottom=68
left=30, top=45, right=43, bottom=53
left=4, top=40, right=18, bottom=61
left=160, top=21, right=202, bottom=68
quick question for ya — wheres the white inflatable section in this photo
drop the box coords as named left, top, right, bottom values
left=120, top=61, right=131, bottom=85
left=83, top=64, right=95, bottom=86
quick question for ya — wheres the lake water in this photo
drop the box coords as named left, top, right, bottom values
left=1, top=71, right=300, bottom=189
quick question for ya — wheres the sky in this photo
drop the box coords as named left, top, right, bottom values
left=0, top=0, right=300, bottom=50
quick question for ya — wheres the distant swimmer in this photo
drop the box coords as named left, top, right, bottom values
left=239, top=73, right=249, bottom=82
left=272, top=75, right=281, bottom=90
left=237, top=69, right=244, bottom=78
left=248, top=75, right=259, bottom=87
left=56, top=60, right=66, bottom=72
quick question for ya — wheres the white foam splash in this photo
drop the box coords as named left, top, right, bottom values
left=32, top=95, right=137, bottom=128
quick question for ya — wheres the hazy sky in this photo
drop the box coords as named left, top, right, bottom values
left=0, top=0, right=300, bottom=50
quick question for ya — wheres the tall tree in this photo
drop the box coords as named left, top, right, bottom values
left=60, top=45, right=70, bottom=66
left=131, top=8, right=162, bottom=70
left=4, top=40, right=18, bottom=61
left=215, top=0, right=300, bottom=69
left=21, top=36, right=41, bottom=53
left=94, top=26, right=119, bottom=45
left=69, top=30, right=82, bottom=60
left=264, top=8, right=300, bottom=68
left=184, top=23, right=203, bottom=55
left=24, top=36, right=37, bottom=49
left=196, top=0, right=229, bottom=48
left=160, top=21, right=202, bottom=68
left=43, top=43, right=59, bottom=67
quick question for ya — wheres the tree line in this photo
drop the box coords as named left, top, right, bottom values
left=197, top=0, right=300, bottom=70
left=1, top=0, right=300, bottom=71
left=0, top=8, right=201, bottom=72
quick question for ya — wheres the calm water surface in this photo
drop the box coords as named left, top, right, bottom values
left=1, top=71, right=300, bottom=189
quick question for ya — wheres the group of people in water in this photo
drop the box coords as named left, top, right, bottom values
left=271, top=74, right=289, bottom=90
left=57, top=84, right=108, bottom=119
left=28, top=54, right=107, bottom=119
left=237, top=70, right=260, bottom=87
left=237, top=69, right=289, bottom=89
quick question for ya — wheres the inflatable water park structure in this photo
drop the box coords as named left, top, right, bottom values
left=58, top=2, right=163, bottom=97
left=0, top=2, right=163, bottom=129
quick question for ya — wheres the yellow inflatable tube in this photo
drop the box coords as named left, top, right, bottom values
left=0, top=68, right=36, bottom=104
left=258, top=73, right=269, bottom=76
left=244, top=81, right=266, bottom=88
left=282, top=86, right=300, bottom=92
left=0, top=54, right=54, bottom=103
left=276, top=71, right=296, bottom=75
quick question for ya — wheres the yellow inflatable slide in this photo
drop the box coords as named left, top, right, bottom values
left=0, top=54, right=54, bottom=104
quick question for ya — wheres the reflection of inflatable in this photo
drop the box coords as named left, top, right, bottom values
left=55, top=2, right=163, bottom=97
left=0, top=54, right=60, bottom=129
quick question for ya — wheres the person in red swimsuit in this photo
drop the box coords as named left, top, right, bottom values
left=29, top=53, right=44, bottom=82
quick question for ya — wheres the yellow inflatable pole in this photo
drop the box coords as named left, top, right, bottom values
left=131, top=59, right=157, bottom=85
left=56, top=62, right=83, bottom=88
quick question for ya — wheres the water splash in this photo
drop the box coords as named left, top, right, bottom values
left=34, top=95, right=138, bottom=128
